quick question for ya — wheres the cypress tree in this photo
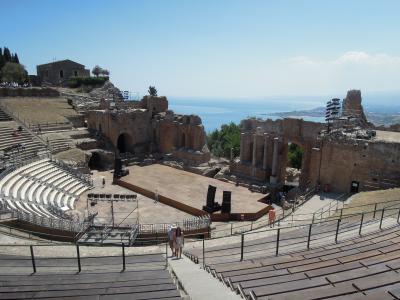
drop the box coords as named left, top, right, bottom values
left=3, top=47, right=11, bottom=62
left=0, top=48, right=4, bottom=70
left=13, top=53, right=19, bottom=64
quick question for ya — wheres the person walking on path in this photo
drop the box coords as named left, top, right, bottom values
left=268, top=206, right=276, bottom=228
left=102, top=177, right=106, bottom=188
left=174, top=226, right=184, bottom=259
left=167, top=225, right=176, bottom=256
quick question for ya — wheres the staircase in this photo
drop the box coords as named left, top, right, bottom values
left=0, top=122, right=48, bottom=163
left=0, top=108, right=12, bottom=122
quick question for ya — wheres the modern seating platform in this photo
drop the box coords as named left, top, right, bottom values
left=0, top=252, right=182, bottom=299
left=185, top=218, right=400, bottom=299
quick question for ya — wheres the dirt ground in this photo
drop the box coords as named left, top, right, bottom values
left=337, top=188, right=400, bottom=221
left=1, top=97, right=79, bottom=125
left=54, top=148, right=87, bottom=163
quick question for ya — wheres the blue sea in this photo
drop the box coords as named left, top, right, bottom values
left=168, top=94, right=400, bottom=133
left=169, top=97, right=326, bottom=133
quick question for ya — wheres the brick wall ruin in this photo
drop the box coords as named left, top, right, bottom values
left=232, top=90, right=400, bottom=193
left=86, top=96, right=210, bottom=165
left=230, top=118, right=325, bottom=189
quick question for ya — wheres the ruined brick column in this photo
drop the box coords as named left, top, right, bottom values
left=239, top=133, right=245, bottom=161
left=251, top=133, right=257, bottom=176
left=262, top=133, right=269, bottom=170
left=270, top=137, right=279, bottom=184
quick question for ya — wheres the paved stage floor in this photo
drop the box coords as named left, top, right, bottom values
left=75, top=170, right=192, bottom=225
left=120, top=164, right=268, bottom=215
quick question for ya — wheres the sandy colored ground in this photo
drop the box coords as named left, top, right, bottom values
left=375, top=130, right=400, bottom=143
left=75, top=170, right=192, bottom=225
left=345, top=188, right=400, bottom=211
left=54, top=148, right=86, bottom=163
left=333, top=188, right=400, bottom=222
left=121, top=164, right=268, bottom=214
left=1, top=97, right=79, bottom=125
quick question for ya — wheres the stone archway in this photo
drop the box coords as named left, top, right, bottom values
left=88, top=152, right=101, bottom=170
left=117, top=133, right=133, bottom=153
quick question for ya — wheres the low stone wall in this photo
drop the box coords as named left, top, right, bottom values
left=66, top=115, right=85, bottom=127
left=172, top=149, right=210, bottom=165
left=0, top=87, right=60, bottom=97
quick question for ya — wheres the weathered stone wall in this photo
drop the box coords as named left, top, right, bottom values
left=86, top=96, right=210, bottom=165
left=231, top=118, right=325, bottom=188
left=140, top=95, right=168, bottom=114
left=0, top=87, right=60, bottom=97
left=309, top=139, right=400, bottom=192
left=87, top=109, right=152, bottom=154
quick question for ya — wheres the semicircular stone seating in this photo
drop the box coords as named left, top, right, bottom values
left=0, top=158, right=92, bottom=221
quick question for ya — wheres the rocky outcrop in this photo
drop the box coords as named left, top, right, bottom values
left=89, top=81, right=123, bottom=101
left=342, top=90, right=369, bottom=127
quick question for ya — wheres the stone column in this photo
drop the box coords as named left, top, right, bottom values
left=262, top=133, right=268, bottom=170
left=251, top=134, right=257, bottom=176
left=270, top=137, right=279, bottom=184
left=239, top=133, right=245, bottom=161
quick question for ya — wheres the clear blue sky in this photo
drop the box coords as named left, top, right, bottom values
left=2, top=0, right=400, bottom=98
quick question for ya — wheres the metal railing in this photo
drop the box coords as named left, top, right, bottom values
left=8, top=208, right=90, bottom=232
left=138, top=215, right=211, bottom=235
left=0, top=243, right=168, bottom=274
left=188, top=204, right=400, bottom=266
left=51, top=158, right=93, bottom=186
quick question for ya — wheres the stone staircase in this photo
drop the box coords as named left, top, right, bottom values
left=0, top=108, right=12, bottom=122
left=0, top=122, right=48, bottom=163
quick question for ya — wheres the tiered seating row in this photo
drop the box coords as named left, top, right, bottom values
left=0, top=253, right=182, bottom=299
left=0, top=159, right=91, bottom=220
left=0, top=124, right=47, bottom=161
left=201, top=224, right=400, bottom=299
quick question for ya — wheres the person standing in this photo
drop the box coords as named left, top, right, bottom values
left=174, top=226, right=184, bottom=259
left=167, top=225, right=176, bottom=256
left=268, top=206, right=276, bottom=228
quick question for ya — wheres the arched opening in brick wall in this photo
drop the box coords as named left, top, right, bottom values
left=285, top=141, right=304, bottom=186
left=88, top=152, right=102, bottom=170
left=117, top=133, right=133, bottom=153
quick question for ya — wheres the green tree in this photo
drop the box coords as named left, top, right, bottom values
left=0, top=48, right=4, bottom=70
left=12, top=53, right=19, bottom=64
left=1, top=62, right=27, bottom=83
left=207, top=122, right=241, bottom=158
left=92, top=65, right=101, bottom=77
left=3, top=47, right=11, bottom=62
left=148, top=86, right=157, bottom=96
left=100, top=68, right=109, bottom=76
left=287, top=143, right=303, bottom=169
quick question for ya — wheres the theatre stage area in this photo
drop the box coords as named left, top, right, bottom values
left=116, top=164, right=270, bottom=221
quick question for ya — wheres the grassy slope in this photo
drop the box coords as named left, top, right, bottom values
left=2, top=97, right=79, bottom=125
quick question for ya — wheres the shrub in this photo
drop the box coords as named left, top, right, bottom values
left=68, top=76, right=108, bottom=88
left=207, top=122, right=241, bottom=158
left=288, top=143, right=303, bottom=169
